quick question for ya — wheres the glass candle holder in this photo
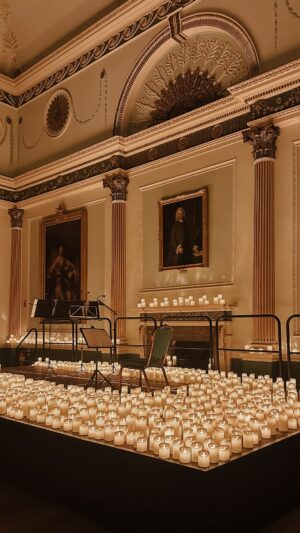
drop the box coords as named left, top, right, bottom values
left=198, top=450, right=210, bottom=468
left=179, top=446, right=191, bottom=464
left=114, top=430, right=125, bottom=446
left=158, top=442, right=171, bottom=460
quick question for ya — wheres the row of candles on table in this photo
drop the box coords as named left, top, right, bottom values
left=0, top=369, right=299, bottom=469
left=137, top=294, right=226, bottom=308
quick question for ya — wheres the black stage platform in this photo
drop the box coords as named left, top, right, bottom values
left=0, top=416, right=300, bottom=532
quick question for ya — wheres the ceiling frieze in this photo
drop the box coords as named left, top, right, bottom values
left=0, top=0, right=197, bottom=108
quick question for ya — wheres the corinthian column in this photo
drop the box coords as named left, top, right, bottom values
left=103, top=171, right=129, bottom=340
left=243, top=122, right=280, bottom=344
left=8, top=205, right=24, bottom=339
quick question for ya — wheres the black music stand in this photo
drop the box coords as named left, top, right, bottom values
left=80, top=327, right=115, bottom=389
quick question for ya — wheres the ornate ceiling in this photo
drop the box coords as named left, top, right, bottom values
left=0, top=0, right=128, bottom=76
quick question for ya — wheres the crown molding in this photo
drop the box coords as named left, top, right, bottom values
left=229, top=58, right=300, bottom=104
left=0, top=0, right=197, bottom=107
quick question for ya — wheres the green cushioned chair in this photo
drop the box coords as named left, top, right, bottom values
left=118, top=326, right=173, bottom=391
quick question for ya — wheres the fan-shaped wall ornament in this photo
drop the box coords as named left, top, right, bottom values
left=45, top=91, right=71, bottom=137
left=114, top=13, right=259, bottom=136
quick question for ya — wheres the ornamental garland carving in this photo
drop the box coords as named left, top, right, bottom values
left=242, top=122, right=280, bottom=160
left=132, top=36, right=249, bottom=132
left=250, top=86, right=300, bottom=120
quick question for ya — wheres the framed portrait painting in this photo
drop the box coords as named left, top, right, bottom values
left=159, top=188, right=208, bottom=271
left=40, top=207, right=87, bottom=301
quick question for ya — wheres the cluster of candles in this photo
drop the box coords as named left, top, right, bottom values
left=6, top=332, right=86, bottom=346
left=0, top=370, right=299, bottom=470
left=137, top=294, right=227, bottom=308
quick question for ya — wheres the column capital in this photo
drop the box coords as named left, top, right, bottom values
left=103, top=171, right=129, bottom=202
left=242, top=122, right=280, bottom=161
left=8, top=205, right=24, bottom=228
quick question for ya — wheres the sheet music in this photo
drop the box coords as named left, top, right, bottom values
left=31, top=299, right=38, bottom=318
left=80, top=328, right=113, bottom=348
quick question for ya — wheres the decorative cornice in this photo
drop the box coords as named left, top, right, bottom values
left=242, top=122, right=280, bottom=161
left=0, top=0, right=197, bottom=108
left=8, top=205, right=24, bottom=228
left=250, top=86, right=300, bottom=121
left=103, top=171, right=129, bottom=201
left=0, top=112, right=249, bottom=202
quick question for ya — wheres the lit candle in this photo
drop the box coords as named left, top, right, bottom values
left=88, top=425, right=96, bottom=439
left=126, top=431, right=135, bottom=446
left=158, top=442, right=171, bottom=460
left=114, top=430, right=125, bottom=446
left=198, top=450, right=210, bottom=468
left=278, top=413, right=288, bottom=432
left=191, top=442, right=202, bottom=462
left=219, top=445, right=231, bottom=462
left=243, top=430, right=254, bottom=449
left=172, top=439, right=182, bottom=460
left=72, top=417, right=81, bottom=433
left=63, top=418, right=73, bottom=432
left=79, top=423, right=89, bottom=436
left=196, top=427, right=208, bottom=444
left=52, top=416, right=62, bottom=429
left=213, top=427, right=225, bottom=445
left=231, top=435, right=242, bottom=453
left=29, top=407, right=38, bottom=421
left=261, top=425, right=272, bottom=439
left=104, top=424, right=114, bottom=442
left=208, top=442, right=219, bottom=464
left=94, top=426, right=105, bottom=440
left=179, top=446, right=191, bottom=464
left=0, top=400, right=6, bottom=414
left=288, top=417, right=297, bottom=430
left=136, top=437, right=148, bottom=453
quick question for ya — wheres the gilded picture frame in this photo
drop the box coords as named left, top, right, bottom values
left=40, top=207, right=87, bottom=301
left=159, top=188, right=208, bottom=271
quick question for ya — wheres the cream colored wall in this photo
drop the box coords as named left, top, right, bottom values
left=275, top=123, right=300, bottom=343
left=0, top=206, right=11, bottom=340
left=14, top=26, right=158, bottom=175
left=0, top=106, right=19, bottom=176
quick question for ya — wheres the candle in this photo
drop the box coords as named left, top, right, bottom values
left=208, top=443, right=219, bottom=463
left=126, top=431, right=135, bottom=446
left=72, top=417, right=81, bottom=433
left=104, top=424, right=114, bottom=442
left=231, top=435, right=242, bottom=453
left=15, top=408, right=24, bottom=420
left=196, top=428, right=208, bottom=444
left=114, top=430, right=125, bottom=446
left=179, top=446, right=191, bottom=464
left=94, top=426, right=105, bottom=440
left=79, top=423, right=89, bottom=436
left=158, top=442, right=171, bottom=460
left=288, top=417, right=297, bottom=430
left=243, top=430, right=254, bottom=449
left=52, top=416, right=62, bottom=429
left=63, top=418, right=73, bottom=432
left=136, top=437, right=148, bottom=453
left=172, top=439, right=182, bottom=460
left=0, top=400, right=6, bottom=414
left=278, top=413, right=288, bottom=432
left=29, top=407, right=38, bottom=421
left=191, top=442, right=202, bottom=462
left=198, top=450, right=210, bottom=468
left=213, top=427, right=225, bottom=445
left=153, top=435, right=163, bottom=455
left=219, top=445, right=231, bottom=462
left=261, top=425, right=272, bottom=439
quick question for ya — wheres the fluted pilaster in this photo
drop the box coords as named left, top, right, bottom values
left=243, top=122, right=279, bottom=344
left=103, top=171, right=129, bottom=340
left=8, top=206, right=24, bottom=339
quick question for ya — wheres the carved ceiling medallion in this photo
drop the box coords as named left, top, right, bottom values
left=45, top=91, right=71, bottom=137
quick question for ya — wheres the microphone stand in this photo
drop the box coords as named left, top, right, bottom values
left=97, top=298, right=118, bottom=373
